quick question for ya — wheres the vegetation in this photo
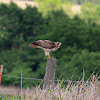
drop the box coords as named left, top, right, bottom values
left=0, top=1, right=100, bottom=87
left=0, top=95, right=21, bottom=100
left=63, top=0, right=100, bottom=4
left=80, top=3, right=100, bottom=24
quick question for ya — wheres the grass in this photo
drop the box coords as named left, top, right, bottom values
left=0, top=75, right=100, bottom=100
left=0, top=95, right=21, bottom=100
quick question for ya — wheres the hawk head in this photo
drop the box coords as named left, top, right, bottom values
left=55, top=42, right=62, bottom=49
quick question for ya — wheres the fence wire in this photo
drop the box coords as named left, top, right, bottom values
left=2, top=75, right=91, bottom=83
left=2, top=75, right=42, bottom=81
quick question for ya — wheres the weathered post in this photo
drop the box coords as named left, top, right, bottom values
left=43, top=58, right=57, bottom=89
left=21, top=70, right=23, bottom=97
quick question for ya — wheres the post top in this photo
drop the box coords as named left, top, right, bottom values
left=0, top=65, right=4, bottom=67
left=47, top=58, right=58, bottom=60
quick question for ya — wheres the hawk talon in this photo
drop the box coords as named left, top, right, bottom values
left=48, top=55, right=51, bottom=59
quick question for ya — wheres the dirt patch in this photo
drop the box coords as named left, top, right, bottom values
left=0, top=86, right=20, bottom=96
left=71, top=5, right=81, bottom=13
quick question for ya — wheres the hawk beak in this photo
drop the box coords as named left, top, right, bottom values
left=29, top=44, right=37, bottom=47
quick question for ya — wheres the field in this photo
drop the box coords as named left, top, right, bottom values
left=0, top=0, right=81, bottom=13
left=0, top=76, right=100, bottom=100
left=0, top=0, right=38, bottom=8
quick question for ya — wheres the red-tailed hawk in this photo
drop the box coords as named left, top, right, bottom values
left=29, top=40, right=61, bottom=58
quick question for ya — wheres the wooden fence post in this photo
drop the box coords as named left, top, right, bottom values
left=21, top=70, right=23, bottom=99
left=0, top=65, right=4, bottom=86
left=43, top=58, right=57, bottom=89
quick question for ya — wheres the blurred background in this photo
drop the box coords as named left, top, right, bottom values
left=0, top=0, right=100, bottom=88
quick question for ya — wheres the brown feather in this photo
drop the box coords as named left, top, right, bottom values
left=37, top=40, right=56, bottom=49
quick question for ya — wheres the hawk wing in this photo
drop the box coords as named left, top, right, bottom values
left=35, top=40, right=56, bottom=49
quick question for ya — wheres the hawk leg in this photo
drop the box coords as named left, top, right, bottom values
left=48, top=54, right=51, bottom=59
left=45, top=51, right=51, bottom=59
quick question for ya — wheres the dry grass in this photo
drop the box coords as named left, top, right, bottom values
left=24, top=81, right=100, bottom=100
left=1, top=76, right=100, bottom=100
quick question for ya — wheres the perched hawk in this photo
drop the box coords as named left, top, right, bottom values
left=29, top=40, right=61, bottom=58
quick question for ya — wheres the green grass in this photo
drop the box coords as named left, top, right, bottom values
left=0, top=95, right=21, bottom=100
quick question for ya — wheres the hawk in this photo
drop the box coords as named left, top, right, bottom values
left=29, top=40, right=61, bottom=58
